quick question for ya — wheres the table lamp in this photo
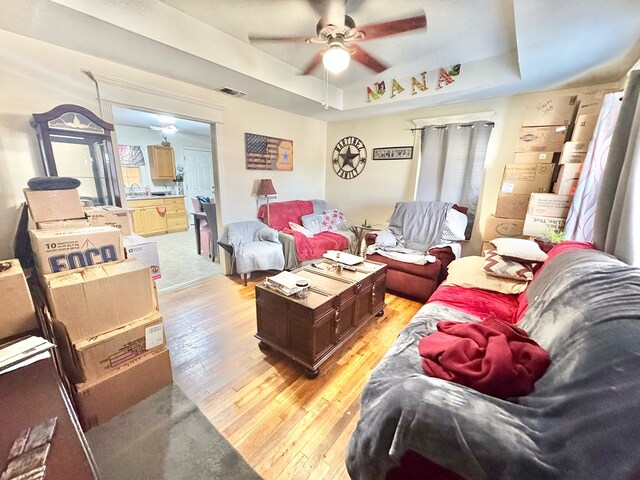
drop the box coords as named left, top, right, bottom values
left=257, top=179, right=277, bottom=226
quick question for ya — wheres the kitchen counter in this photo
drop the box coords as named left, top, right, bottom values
left=126, top=195, right=185, bottom=201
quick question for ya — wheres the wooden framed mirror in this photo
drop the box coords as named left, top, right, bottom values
left=31, top=104, right=122, bottom=207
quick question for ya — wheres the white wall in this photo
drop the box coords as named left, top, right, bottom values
left=326, top=83, right=617, bottom=255
left=114, top=124, right=212, bottom=191
left=0, top=30, right=327, bottom=260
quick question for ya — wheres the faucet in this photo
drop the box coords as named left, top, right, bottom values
left=127, top=183, right=141, bottom=197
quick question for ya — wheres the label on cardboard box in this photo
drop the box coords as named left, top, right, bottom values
left=123, top=235, right=161, bottom=280
left=513, top=152, right=554, bottom=164
left=501, top=164, right=554, bottom=194
left=522, top=95, right=578, bottom=127
left=516, top=126, right=568, bottom=153
left=30, top=226, right=123, bottom=275
left=527, top=193, right=573, bottom=218
left=145, top=323, right=164, bottom=350
left=523, top=214, right=567, bottom=238
left=559, top=150, right=587, bottom=165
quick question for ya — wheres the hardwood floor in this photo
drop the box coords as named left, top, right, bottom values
left=159, top=273, right=422, bottom=480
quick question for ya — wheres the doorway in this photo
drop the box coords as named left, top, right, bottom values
left=111, top=106, right=222, bottom=291
left=181, top=147, right=214, bottom=218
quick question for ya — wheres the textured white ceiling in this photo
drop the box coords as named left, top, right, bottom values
left=112, top=107, right=211, bottom=136
left=159, top=0, right=517, bottom=89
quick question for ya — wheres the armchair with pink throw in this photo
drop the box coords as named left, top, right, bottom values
left=257, top=199, right=355, bottom=269
left=365, top=201, right=468, bottom=302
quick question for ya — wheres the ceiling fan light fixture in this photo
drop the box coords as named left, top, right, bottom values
left=157, top=114, right=176, bottom=125
left=323, top=45, right=350, bottom=73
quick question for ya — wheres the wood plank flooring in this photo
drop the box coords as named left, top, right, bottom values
left=159, top=273, right=422, bottom=480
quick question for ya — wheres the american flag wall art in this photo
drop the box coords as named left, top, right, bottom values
left=245, top=133, right=294, bottom=171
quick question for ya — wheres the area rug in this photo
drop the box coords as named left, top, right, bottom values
left=86, top=384, right=262, bottom=480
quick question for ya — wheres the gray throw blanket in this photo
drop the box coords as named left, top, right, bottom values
left=347, top=249, right=640, bottom=479
left=389, top=201, right=452, bottom=251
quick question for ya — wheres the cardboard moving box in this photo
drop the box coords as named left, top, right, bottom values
left=513, top=152, right=554, bottom=164
left=54, top=312, right=165, bottom=383
left=123, top=235, right=161, bottom=280
left=44, top=259, right=156, bottom=343
left=84, top=206, right=132, bottom=236
left=500, top=164, right=554, bottom=194
left=553, top=178, right=580, bottom=195
left=0, top=259, right=37, bottom=341
left=578, top=91, right=605, bottom=116
left=74, top=347, right=173, bottom=430
left=495, top=194, right=530, bottom=220
left=516, top=126, right=568, bottom=153
left=37, top=218, right=90, bottom=230
left=527, top=194, right=573, bottom=218
left=484, top=215, right=525, bottom=241
left=571, top=114, right=598, bottom=142
left=23, top=188, right=85, bottom=223
left=557, top=163, right=584, bottom=182
left=523, top=215, right=567, bottom=238
left=522, top=95, right=578, bottom=127
left=30, top=226, right=123, bottom=275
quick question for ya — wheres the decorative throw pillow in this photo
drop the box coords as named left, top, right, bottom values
left=441, top=208, right=468, bottom=242
left=321, top=209, right=347, bottom=231
left=444, top=256, right=528, bottom=294
left=483, top=250, right=534, bottom=281
left=288, top=222, right=314, bottom=238
left=301, top=213, right=326, bottom=234
left=490, top=238, right=548, bottom=263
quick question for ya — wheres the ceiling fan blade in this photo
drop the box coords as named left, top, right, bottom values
left=351, top=45, right=387, bottom=73
left=301, top=51, right=324, bottom=75
left=248, top=34, right=312, bottom=43
left=358, top=13, right=427, bottom=41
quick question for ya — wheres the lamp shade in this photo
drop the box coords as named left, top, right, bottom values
left=256, top=178, right=277, bottom=196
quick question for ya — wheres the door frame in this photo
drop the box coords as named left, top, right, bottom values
left=87, top=71, right=228, bottom=271
left=180, top=146, right=214, bottom=219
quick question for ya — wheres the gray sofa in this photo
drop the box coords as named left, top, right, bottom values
left=347, top=247, right=640, bottom=479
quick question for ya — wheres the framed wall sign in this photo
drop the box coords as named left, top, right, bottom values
left=372, top=146, right=413, bottom=160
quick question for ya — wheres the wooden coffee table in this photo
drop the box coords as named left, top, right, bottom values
left=255, top=259, right=387, bottom=378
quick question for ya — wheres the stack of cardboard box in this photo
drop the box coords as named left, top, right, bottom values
left=483, top=92, right=606, bottom=250
left=522, top=92, right=604, bottom=238
left=484, top=95, right=576, bottom=247
left=23, top=186, right=172, bottom=430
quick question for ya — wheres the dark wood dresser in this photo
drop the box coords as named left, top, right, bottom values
left=0, top=355, right=100, bottom=479
left=255, top=260, right=387, bottom=377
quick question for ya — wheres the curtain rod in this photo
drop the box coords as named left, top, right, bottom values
left=411, top=121, right=495, bottom=132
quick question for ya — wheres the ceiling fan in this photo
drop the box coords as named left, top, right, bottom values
left=248, top=0, right=427, bottom=75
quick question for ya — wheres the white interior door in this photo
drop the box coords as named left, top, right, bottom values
left=182, top=148, right=214, bottom=217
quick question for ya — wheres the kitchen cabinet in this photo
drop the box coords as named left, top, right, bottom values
left=128, top=197, right=188, bottom=236
left=147, top=145, right=176, bottom=180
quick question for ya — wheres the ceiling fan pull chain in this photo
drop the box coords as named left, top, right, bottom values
left=322, top=67, right=330, bottom=110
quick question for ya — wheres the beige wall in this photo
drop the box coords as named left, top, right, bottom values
left=0, top=30, right=327, bottom=260
left=325, top=83, right=616, bottom=255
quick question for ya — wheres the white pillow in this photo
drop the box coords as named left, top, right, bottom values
left=374, top=229, right=397, bottom=247
left=288, top=222, right=314, bottom=238
left=490, top=238, right=548, bottom=262
left=441, top=208, right=468, bottom=241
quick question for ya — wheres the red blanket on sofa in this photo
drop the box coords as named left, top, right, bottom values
left=418, top=314, right=550, bottom=398
left=257, top=200, right=314, bottom=231
left=282, top=228, right=348, bottom=261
